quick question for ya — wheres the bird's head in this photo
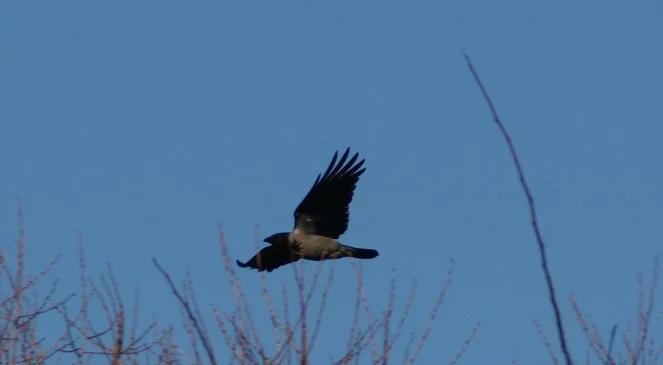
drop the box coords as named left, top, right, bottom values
left=264, top=232, right=289, bottom=245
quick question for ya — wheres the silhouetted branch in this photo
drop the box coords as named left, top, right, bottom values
left=570, top=293, right=616, bottom=365
left=406, top=259, right=455, bottom=364
left=606, top=325, right=617, bottom=361
left=464, top=52, right=573, bottom=365
left=534, top=320, right=560, bottom=365
left=152, top=258, right=217, bottom=365
left=306, top=267, right=334, bottom=358
left=448, top=322, right=481, bottom=365
left=630, top=256, right=659, bottom=365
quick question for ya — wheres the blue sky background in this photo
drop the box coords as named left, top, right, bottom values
left=1, top=1, right=662, bottom=363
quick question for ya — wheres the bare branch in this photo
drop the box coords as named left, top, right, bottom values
left=463, top=52, right=573, bottom=365
left=152, top=258, right=217, bottom=365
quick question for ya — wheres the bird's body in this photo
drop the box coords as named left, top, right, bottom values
left=293, top=233, right=378, bottom=261
left=236, top=148, right=379, bottom=272
left=291, top=232, right=341, bottom=260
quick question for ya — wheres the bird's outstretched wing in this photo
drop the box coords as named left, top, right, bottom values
left=293, top=148, right=365, bottom=239
left=236, top=245, right=300, bottom=272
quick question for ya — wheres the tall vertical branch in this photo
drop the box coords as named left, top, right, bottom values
left=77, top=232, right=90, bottom=364
left=463, top=53, right=573, bottom=365
left=13, top=199, right=25, bottom=365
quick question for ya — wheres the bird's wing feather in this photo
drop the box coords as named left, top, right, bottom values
left=293, top=148, right=365, bottom=238
left=236, top=245, right=299, bottom=272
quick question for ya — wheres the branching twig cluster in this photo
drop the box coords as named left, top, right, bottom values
left=152, top=226, right=469, bottom=365
left=2, top=205, right=467, bottom=365
left=1, top=200, right=68, bottom=364
left=570, top=256, right=661, bottom=365
left=1, top=201, right=165, bottom=364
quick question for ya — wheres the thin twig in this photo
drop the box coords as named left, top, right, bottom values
left=306, top=267, right=335, bottom=358
left=14, top=199, right=25, bottom=365
left=463, top=52, right=573, bottom=365
left=448, top=322, right=481, bottom=365
left=631, top=255, right=660, bottom=365
left=606, top=325, right=617, bottom=360
left=152, top=258, right=217, bottom=365
left=535, top=320, right=560, bottom=365
left=406, top=260, right=454, bottom=365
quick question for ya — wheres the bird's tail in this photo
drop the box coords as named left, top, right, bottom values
left=340, top=244, right=379, bottom=259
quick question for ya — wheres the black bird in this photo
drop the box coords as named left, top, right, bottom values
left=236, top=148, right=379, bottom=272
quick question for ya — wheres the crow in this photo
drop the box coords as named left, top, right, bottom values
left=236, top=148, right=379, bottom=272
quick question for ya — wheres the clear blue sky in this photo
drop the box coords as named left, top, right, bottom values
left=1, top=1, right=661, bottom=363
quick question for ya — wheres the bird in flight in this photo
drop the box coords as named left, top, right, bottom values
left=237, top=148, right=379, bottom=272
